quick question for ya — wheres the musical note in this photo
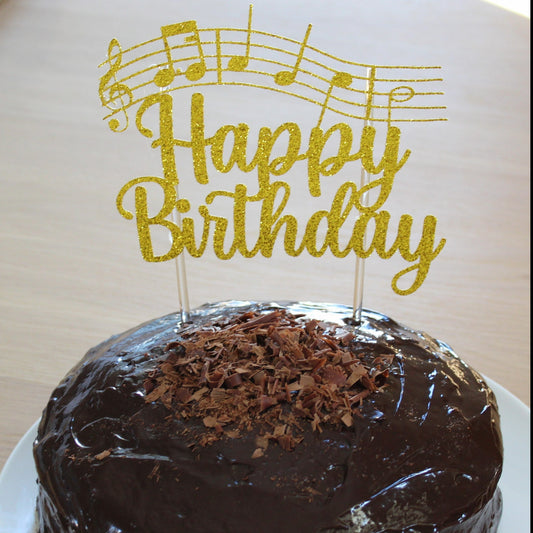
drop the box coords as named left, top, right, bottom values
left=274, top=24, right=312, bottom=86
left=215, top=29, right=223, bottom=84
left=228, top=4, right=253, bottom=72
left=363, top=67, right=376, bottom=122
left=153, top=21, right=206, bottom=88
left=99, top=39, right=133, bottom=132
left=387, top=85, right=415, bottom=125
left=316, top=70, right=353, bottom=127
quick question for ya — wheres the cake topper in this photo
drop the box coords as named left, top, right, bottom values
left=98, top=5, right=447, bottom=320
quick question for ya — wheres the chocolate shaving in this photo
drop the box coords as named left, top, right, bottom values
left=144, top=309, right=391, bottom=450
left=94, top=450, right=111, bottom=461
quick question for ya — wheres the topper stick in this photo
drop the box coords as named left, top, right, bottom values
left=352, top=68, right=373, bottom=323
left=171, top=191, right=190, bottom=323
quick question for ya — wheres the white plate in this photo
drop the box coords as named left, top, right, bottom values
left=0, top=378, right=529, bottom=533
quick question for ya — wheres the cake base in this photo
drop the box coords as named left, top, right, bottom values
left=34, top=302, right=503, bottom=532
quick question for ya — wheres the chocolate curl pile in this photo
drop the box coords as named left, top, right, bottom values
left=144, top=310, right=392, bottom=452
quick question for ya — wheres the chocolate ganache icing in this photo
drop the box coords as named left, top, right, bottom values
left=34, top=302, right=503, bottom=532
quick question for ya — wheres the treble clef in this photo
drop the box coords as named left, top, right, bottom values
left=98, top=38, right=133, bottom=132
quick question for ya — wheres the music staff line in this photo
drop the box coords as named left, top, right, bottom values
left=108, top=51, right=445, bottom=104
left=101, top=77, right=445, bottom=128
left=99, top=22, right=447, bottom=131
left=101, top=83, right=445, bottom=134
left=101, top=60, right=445, bottom=122
left=99, top=25, right=446, bottom=92
left=100, top=68, right=445, bottom=116
left=106, top=25, right=445, bottom=76
left=103, top=36, right=445, bottom=98
left=103, top=31, right=446, bottom=91
left=100, top=67, right=445, bottom=131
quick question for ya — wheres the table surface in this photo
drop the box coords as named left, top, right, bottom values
left=0, top=0, right=529, bottom=472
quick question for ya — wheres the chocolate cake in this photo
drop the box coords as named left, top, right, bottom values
left=33, top=301, right=503, bottom=532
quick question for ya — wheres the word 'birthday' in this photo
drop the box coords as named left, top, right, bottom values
left=116, top=93, right=445, bottom=295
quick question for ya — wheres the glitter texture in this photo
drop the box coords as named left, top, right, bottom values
left=99, top=9, right=447, bottom=295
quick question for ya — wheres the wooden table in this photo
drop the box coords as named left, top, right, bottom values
left=0, top=0, right=529, bottom=473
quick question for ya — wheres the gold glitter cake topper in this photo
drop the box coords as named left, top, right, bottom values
left=98, top=5, right=446, bottom=299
